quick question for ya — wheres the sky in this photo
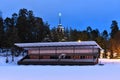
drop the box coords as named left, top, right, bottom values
left=0, top=0, right=120, bottom=32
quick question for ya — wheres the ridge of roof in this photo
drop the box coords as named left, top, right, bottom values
left=15, top=41, right=102, bottom=49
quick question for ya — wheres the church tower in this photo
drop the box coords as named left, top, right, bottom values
left=56, top=13, right=65, bottom=41
left=57, top=13, right=64, bottom=33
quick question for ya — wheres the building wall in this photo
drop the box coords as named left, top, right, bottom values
left=28, top=47, right=99, bottom=54
left=27, top=46, right=99, bottom=60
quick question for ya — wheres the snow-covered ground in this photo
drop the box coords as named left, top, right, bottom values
left=0, top=64, right=120, bottom=80
left=99, top=58, right=120, bottom=64
left=0, top=52, right=120, bottom=80
left=0, top=56, right=22, bottom=66
left=0, top=62, right=120, bottom=80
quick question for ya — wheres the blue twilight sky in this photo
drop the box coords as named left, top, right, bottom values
left=0, top=0, right=120, bottom=32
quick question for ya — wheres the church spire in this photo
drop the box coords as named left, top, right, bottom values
left=57, top=12, right=64, bottom=34
left=58, top=13, right=62, bottom=26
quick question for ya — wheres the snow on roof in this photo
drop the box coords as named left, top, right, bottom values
left=15, top=41, right=102, bottom=49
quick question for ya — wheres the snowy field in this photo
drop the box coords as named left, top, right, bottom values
left=0, top=56, right=120, bottom=80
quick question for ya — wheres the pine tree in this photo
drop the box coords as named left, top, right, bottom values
left=110, top=20, right=119, bottom=38
left=0, top=17, right=4, bottom=48
left=86, top=26, right=92, bottom=40
left=34, top=17, right=44, bottom=42
left=17, top=8, right=29, bottom=42
left=51, top=27, right=59, bottom=42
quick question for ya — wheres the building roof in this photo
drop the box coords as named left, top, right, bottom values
left=15, top=41, right=102, bottom=49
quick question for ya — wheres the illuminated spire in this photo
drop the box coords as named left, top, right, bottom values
left=57, top=12, right=64, bottom=34
left=58, top=12, right=62, bottom=25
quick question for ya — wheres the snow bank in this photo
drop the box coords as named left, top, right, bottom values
left=99, top=59, right=120, bottom=65
left=0, top=56, right=23, bottom=66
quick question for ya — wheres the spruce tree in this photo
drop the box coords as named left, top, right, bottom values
left=110, top=20, right=119, bottom=38
left=0, top=17, right=4, bottom=48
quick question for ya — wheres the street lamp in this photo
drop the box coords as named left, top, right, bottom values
left=78, top=40, right=81, bottom=42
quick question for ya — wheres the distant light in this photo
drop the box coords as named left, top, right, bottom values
left=101, top=49, right=104, bottom=53
left=59, top=13, right=62, bottom=16
left=78, top=40, right=81, bottom=42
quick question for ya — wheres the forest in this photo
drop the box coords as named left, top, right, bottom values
left=0, top=8, right=120, bottom=58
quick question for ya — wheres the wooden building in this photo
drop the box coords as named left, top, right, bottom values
left=15, top=41, right=102, bottom=65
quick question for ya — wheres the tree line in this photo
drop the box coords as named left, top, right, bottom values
left=0, top=8, right=120, bottom=58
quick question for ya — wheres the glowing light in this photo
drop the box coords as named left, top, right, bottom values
left=59, top=13, right=61, bottom=16
left=78, top=40, right=81, bottom=42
